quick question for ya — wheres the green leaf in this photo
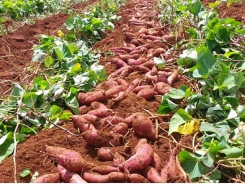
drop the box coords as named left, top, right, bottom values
left=65, top=95, right=79, bottom=115
left=222, top=147, right=244, bottom=158
left=157, top=97, right=178, bottom=114
left=237, top=105, right=245, bottom=119
left=44, top=56, right=54, bottom=67
left=168, top=108, right=193, bottom=135
left=22, top=92, right=38, bottom=107
left=178, top=150, right=203, bottom=179
left=71, top=63, right=82, bottom=74
left=167, top=85, right=190, bottom=99
left=200, top=121, right=230, bottom=140
left=192, top=46, right=216, bottom=78
left=0, top=132, right=15, bottom=163
left=188, top=0, right=203, bottom=16
left=10, top=83, right=25, bottom=97
left=20, top=168, right=31, bottom=177
left=59, top=110, right=73, bottom=120
left=49, top=105, right=62, bottom=121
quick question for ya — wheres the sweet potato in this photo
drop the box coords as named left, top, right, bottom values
left=134, top=65, right=151, bottom=73
left=83, top=90, right=108, bottom=105
left=125, top=112, right=145, bottom=127
left=128, top=173, right=149, bottom=183
left=82, top=129, right=122, bottom=147
left=112, top=46, right=134, bottom=53
left=111, top=58, right=128, bottom=68
left=87, top=108, right=114, bottom=118
left=125, top=78, right=141, bottom=93
left=142, top=165, right=165, bottom=183
left=129, top=47, right=147, bottom=55
left=78, top=92, right=93, bottom=106
left=111, top=91, right=128, bottom=102
left=83, top=172, right=125, bottom=183
left=118, top=54, right=139, bottom=61
left=154, top=82, right=172, bottom=95
left=102, top=116, right=126, bottom=125
left=105, top=85, right=125, bottom=98
left=110, top=122, right=129, bottom=135
left=133, top=85, right=153, bottom=93
left=132, top=115, right=157, bottom=141
left=143, top=35, right=162, bottom=41
left=151, top=152, right=162, bottom=172
left=45, top=145, right=95, bottom=172
left=108, top=66, right=134, bottom=79
left=137, top=88, right=157, bottom=100
left=167, top=69, right=179, bottom=86
left=81, top=114, right=99, bottom=127
left=97, top=147, right=114, bottom=161
left=124, top=32, right=135, bottom=40
left=104, top=80, right=119, bottom=88
left=91, top=165, right=120, bottom=174
left=152, top=48, right=166, bottom=57
left=58, top=165, right=87, bottom=183
left=116, top=78, right=129, bottom=90
left=33, top=173, right=60, bottom=183
left=161, top=147, right=185, bottom=182
left=90, top=101, right=108, bottom=110
left=71, top=115, right=96, bottom=133
left=142, top=60, right=156, bottom=69
left=118, top=138, right=154, bottom=172
left=113, top=152, right=126, bottom=167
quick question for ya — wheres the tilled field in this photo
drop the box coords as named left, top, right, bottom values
left=0, top=0, right=245, bottom=183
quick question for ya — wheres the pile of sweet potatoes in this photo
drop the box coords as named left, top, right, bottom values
left=35, top=139, right=185, bottom=183
left=34, top=0, right=188, bottom=183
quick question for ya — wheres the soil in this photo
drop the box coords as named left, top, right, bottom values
left=0, top=0, right=244, bottom=183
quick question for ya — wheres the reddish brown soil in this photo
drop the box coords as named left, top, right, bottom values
left=0, top=0, right=97, bottom=97
left=0, top=0, right=244, bottom=183
left=202, top=0, right=245, bottom=24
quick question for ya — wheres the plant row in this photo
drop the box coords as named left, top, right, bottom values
left=157, top=0, right=245, bottom=182
left=0, top=0, right=125, bottom=164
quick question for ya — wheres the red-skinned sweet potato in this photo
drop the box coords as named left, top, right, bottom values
left=133, top=85, right=153, bottom=93
left=82, top=172, right=125, bottom=183
left=151, top=152, right=162, bottom=172
left=125, top=112, right=145, bottom=127
left=137, top=88, right=158, bottom=100
left=142, top=165, right=165, bottom=183
left=97, top=147, right=114, bottom=161
left=152, top=48, right=166, bottom=57
left=154, top=82, right=172, bottom=95
left=82, top=129, right=122, bottom=147
left=45, top=145, right=95, bottom=172
left=113, top=152, right=126, bottom=167
left=71, top=115, right=97, bottom=133
left=111, top=58, right=128, bottom=68
left=90, top=101, right=108, bottom=110
left=116, top=78, right=129, bottom=90
left=105, top=85, right=125, bottom=98
left=128, top=173, right=149, bottom=183
left=58, top=165, right=87, bottom=183
left=101, top=116, right=126, bottom=125
left=87, top=108, right=114, bottom=118
left=33, top=173, right=60, bottom=183
left=118, top=139, right=154, bottom=172
left=167, top=69, right=179, bottom=86
left=125, top=78, right=141, bottom=93
left=91, top=165, right=120, bottom=174
left=78, top=92, right=93, bottom=106
left=110, top=122, right=129, bottom=135
left=83, top=91, right=108, bottom=105
left=132, top=115, right=157, bottom=141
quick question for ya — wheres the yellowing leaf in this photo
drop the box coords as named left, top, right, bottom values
left=178, top=119, right=200, bottom=135
left=57, top=30, right=64, bottom=37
